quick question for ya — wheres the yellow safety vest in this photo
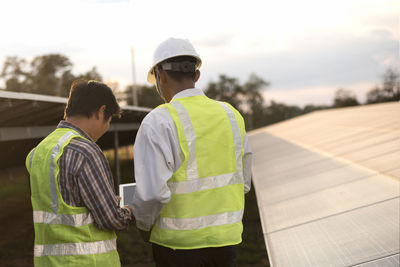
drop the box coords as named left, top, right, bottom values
left=150, top=95, right=246, bottom=250
left=26, top=128, right=120, bottom=267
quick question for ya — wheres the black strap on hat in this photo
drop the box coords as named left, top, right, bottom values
left=160, top=61, right=196, bottom=73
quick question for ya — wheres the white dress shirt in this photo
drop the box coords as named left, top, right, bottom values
left=132, top=88, right=253, bottom=231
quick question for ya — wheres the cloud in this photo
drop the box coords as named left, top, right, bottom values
left=85, top=0, right=129, bottom=3
left=198, top=29, right=398, bottom=91
left=194, top=33, right=237, bottom=48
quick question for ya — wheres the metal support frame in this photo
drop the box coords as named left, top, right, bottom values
left=0, top=123, right=140, bottom=142
left=113, top=130, right=120, bottom=194
left=0, top=126, right=55, bottom=141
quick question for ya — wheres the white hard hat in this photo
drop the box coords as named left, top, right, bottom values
left=147, top=38, right=202, bottom=84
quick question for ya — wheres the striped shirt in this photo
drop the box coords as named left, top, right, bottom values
left=57, top=121, right=131, bottom=230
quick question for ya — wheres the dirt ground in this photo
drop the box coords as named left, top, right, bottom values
left=0, top=166, right=269, bottom=266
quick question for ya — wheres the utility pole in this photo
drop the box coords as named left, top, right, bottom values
left=130, top=46, right=138, bottom=106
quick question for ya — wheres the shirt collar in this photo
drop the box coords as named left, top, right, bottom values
left=57, top=120, right=92, bottom=141
left=171, top=88, right=205, bottom=101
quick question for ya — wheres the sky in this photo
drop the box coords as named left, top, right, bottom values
left=0, top=0, right=398, bottom=106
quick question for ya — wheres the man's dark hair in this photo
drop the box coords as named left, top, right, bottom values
left=64, top=80, right=121, bottom=121
left=159, top=56, right=197, bottom=82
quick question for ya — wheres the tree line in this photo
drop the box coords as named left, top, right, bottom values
left=0, top=54, right=101, bottom=96
left=1, top=53, right=399, bottom=130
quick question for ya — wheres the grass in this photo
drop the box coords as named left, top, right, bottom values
left=0, top=168, right=30, bottom=200
left=0, top=167, right=34, bottom=267
left=0, top=151, right=269, bottom=266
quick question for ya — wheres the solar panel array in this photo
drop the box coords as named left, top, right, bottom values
left=250, top=102, right=400, bottom=267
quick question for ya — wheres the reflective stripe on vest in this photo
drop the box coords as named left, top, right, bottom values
left=33, top=211, right=94, bottom=227
left=170, top=101, right=199, bottom=180
left=34, top=238, right=117, bottom=257
left=217, top=101, right=243, bottom=168
left=157, top=210, right=244, bottom=230
left=167, top=171, right=243, bottom=194
left=49, top=131, right=78, bottom=214
left=29, top=148, right=36, bottom=170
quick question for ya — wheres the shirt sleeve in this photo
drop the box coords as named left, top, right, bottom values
left=132, top=113, right=178, bottom=231
left=243, top=134, right=253, bottom=194
left=77, top=146, right=132, bottom=231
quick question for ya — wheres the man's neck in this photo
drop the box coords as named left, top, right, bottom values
left=167, top=82, right=195, bottom=102
left=65, top=116, right=95, bottom=141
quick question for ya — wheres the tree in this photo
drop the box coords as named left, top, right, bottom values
left=205, top=75, right=243, bottom=112
left=263, top=101, right=303, bottom=125
left=302, top=104, right=330, bottom=114
left=381, top=68, right=400, bottom=101
left=124, top=84, right=163, bottom=108
left=0, top=53, right=102, bottom=96
left=0, top=56, right=29, bottom=92
left=28, top=54, right=73, bottom=95
left=61, top=67, right=103, bottom=97
left=366, top=68, right=400, bottom=104
left=241, top=74, right=269, bottom=129
left=333, top=88, right=359, bottom=107
left=205, top=73, right=269, bottom=130
left=366, top=86, right=384, bottom=104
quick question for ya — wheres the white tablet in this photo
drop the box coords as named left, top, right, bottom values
left=119, top=182, right=136, bottom=207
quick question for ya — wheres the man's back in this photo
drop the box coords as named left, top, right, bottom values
left=26, top=127, right=120, bottom=266
left=133, top=89, right=251, bottom=250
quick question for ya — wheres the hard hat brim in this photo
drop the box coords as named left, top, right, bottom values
left=147, top=68, right=157, bottom=84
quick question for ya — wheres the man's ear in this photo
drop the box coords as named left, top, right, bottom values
left=95, top=105, right=107, bottom=120
left=194, top=70, right=200, bottom=83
